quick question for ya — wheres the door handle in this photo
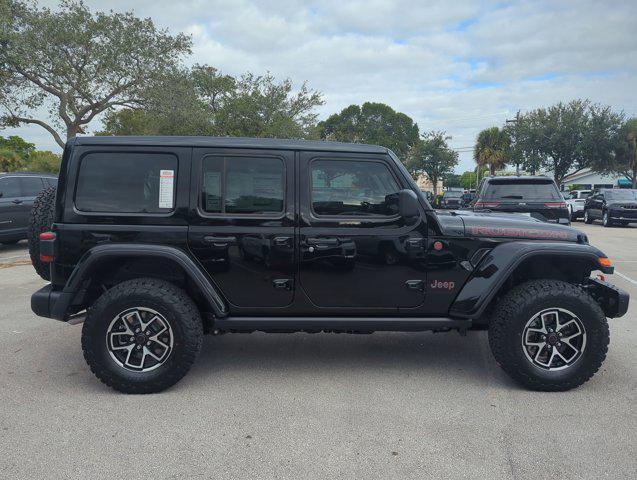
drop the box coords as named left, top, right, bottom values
left=203, top=235, right=236, bottom=247
left=12, top=199, right=23, bottom=204
left=405, top=280, right=424, bottom=292
left=272, top=278, right=293, bottom=290
left=273, top=236, right=292, bottom=247
left=307, top=237, right=339, bottom=248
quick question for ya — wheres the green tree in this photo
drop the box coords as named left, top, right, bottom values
left=591, top=118, right=637, bottom=188
left=0, top=0, right=191, bottom=148
left=24, top=150, right=61, bottom=173
left=443, top=173, right=462, bottom=188
left=406, top=131, right=458, bottom=196
left=474, top=127, right=510, bottom=175
left=0, top=135, right=35, bottom=159
left=460, top=170, right=478, bottom=190
left=510, top=100, right=623, bottom=185
left=0, top=148, right=24, bottom=171
left=100, top=67, right=323, bottom=139
left=319, top=102, right=419, bottom=158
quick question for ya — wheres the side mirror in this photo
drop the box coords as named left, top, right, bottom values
left=398, top=189, right=419, bottom=222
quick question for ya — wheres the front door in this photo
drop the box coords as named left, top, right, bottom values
left=188, top=148, right=296, bottom=309
left=298, top=152, right=427, bottom=311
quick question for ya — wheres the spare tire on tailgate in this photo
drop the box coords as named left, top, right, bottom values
left=28, top=186, right=56, bottom=280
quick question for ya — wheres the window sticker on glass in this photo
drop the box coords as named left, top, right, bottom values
left=159, top=169, right=174, bottom=209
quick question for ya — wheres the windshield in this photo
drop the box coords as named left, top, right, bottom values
left=483, top=179, right=561, bottom=201
left=606, top=189, right=637, bottom=201
left=443, top=191, right=463, bottom=198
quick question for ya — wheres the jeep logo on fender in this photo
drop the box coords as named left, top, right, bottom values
left=469, top=226, right=569, bottom=240
left=430, top=280, right=455, bottom=290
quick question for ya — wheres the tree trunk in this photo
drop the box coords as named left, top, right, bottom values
left=66, top=124, right=80, bottom=142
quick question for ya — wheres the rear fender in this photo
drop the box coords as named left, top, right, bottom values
left=60, top=243, right=228, bottom=319
left=450, top=241, right=611, bottom=319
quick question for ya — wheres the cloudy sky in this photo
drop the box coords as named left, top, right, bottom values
left=6, top=0, right=637, bottom=172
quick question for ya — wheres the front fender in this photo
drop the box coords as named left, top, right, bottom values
left=449, top=241, right=610, bottom=319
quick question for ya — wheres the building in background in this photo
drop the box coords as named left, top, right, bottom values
left=560, top=168, right=630, bottom=191
left=415, top=173, right=443, bottom=194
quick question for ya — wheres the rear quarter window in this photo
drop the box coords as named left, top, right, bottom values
left=75, top=152, right=178, bottom=214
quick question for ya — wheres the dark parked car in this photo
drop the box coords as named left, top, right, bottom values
left=461, top=191, right=475, bottom=207
left=29, top=136, right=627, bottom=393
left=0, top=172, right=57, bottom=245
left=439, top=190, right=463, bottom=209
left=474, top=176, right=569, bottom=224
left=583, top=189, right=637, bottom=227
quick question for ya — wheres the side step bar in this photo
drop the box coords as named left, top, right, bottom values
left=214, top=317, right=471, bottom=333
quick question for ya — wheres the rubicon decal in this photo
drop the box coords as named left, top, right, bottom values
left=469, top=226, right=569, bottom=240
left=430, top=280, right=455, bottom=290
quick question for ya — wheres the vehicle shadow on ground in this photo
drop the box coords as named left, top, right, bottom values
left=188, top=330, right=514, bottom=390
left=0, top=239, right=28, bottom=253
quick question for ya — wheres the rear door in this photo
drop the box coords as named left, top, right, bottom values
left=0, top=177, right=23, bottom=236
left=298, top=152, right=427, bottom=311
left=188, top=148, right=296, bottom=309
left=0, top=176, right=44, bottom=236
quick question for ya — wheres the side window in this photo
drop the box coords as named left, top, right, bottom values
left=0, top=178, right=22, bottom=198
left=311, top=159, right=400, bottom=216
left=19, top=177, right=45, bottom=196
left=75, top=152, right=178, bottom=214
left=201, top=156, right=284, bottom=215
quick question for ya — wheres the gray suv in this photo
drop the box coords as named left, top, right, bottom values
left=0, top=172, right=57, bottom=244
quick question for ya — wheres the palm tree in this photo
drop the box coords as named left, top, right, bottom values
left=474, top=127, right=510, bottom=175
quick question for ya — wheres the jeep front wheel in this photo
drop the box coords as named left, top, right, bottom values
left=82, top=278, right=203, bottom=394
left=488, top=280, right=609, bottom=391
left=583, top=209, right=593, bottom=224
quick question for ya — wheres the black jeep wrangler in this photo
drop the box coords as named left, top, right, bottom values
left=30, top=136, right=629, bottom=393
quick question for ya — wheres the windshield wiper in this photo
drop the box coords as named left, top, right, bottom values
left=500, top=195, right=524, bottom=199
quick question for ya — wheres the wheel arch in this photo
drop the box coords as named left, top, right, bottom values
left=62, top=244, right=228, bottom=319
left=450, top=241, right=612, bottom=321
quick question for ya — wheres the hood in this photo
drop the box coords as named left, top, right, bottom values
left=436, top=210, right=585, bottom=243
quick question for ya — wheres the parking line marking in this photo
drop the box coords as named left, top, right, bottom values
left=615, top=271, right=637, bottom=286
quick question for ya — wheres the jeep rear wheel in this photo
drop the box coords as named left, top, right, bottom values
left=82, top=278, right=203, bottom=394
left=488, top=280, right=609, bottom=391
left=583, top=209, right=593, bottom=224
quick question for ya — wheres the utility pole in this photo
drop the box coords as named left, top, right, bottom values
left=506, top=112, right=520, bottom=175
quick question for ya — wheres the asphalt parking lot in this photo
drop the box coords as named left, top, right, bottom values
left=1, top=224, right=636, bottom=480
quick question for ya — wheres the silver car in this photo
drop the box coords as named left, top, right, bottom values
left=565, top=189, right=592, bottom=221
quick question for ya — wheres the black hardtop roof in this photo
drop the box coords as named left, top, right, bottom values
left=72, top=136, right=389, bottom=154
left=0, top=171, right=57, bottom=178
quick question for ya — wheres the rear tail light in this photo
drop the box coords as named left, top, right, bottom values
left=475, top=201, right=500, bottom=209
left=39, top=231, right=56, bottom=263
left=544, top=202, right=567, bottom=208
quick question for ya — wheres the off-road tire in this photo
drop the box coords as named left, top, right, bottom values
left=82, top=278, right=203, bottom=394
left=27, top=186, right=56, bottom=280
left=489, top=279, right=609, bottom=391
left=583, top=209, right=593, bottom=224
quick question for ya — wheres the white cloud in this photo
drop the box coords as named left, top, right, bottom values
left=7, top=0, right=637, bottom=173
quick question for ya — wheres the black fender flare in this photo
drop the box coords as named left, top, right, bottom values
left=62, top=243, right=228, bottom=318
left=449, top=241, right=611, bottom=319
